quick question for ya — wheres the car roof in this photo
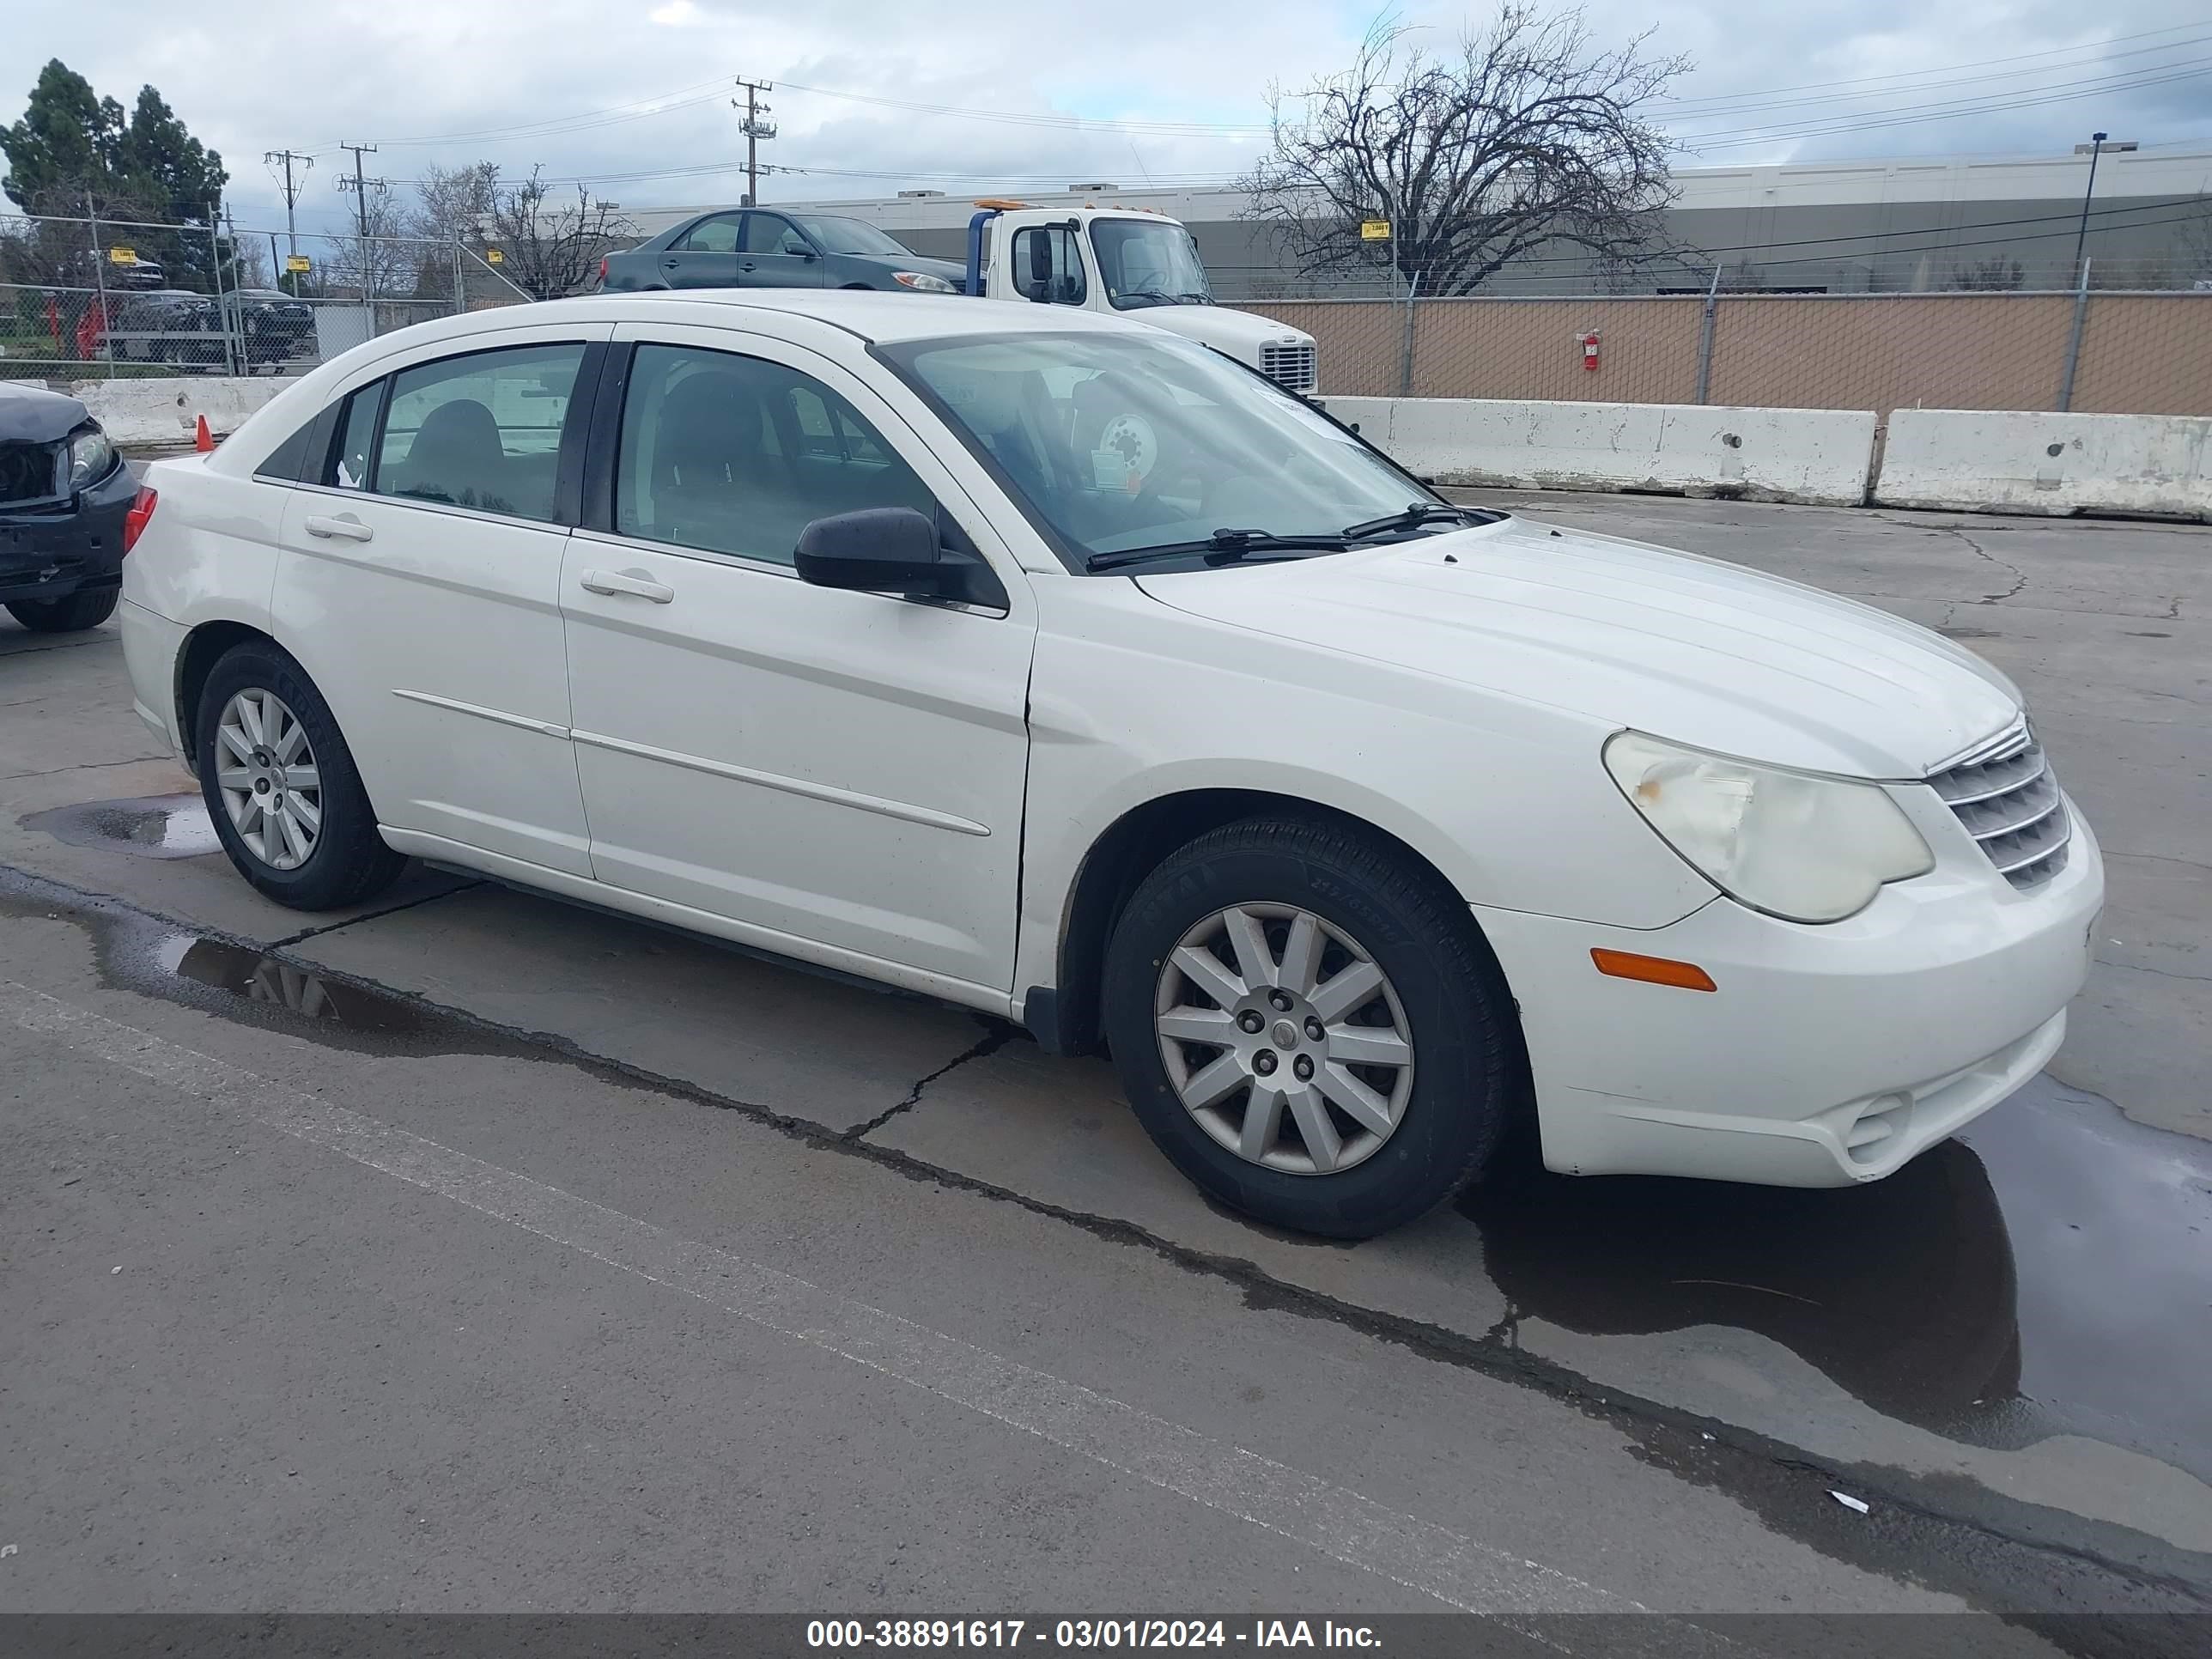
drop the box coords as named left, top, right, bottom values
left=452, top=289, right=1152, bottom=348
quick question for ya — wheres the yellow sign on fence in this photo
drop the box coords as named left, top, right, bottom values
left=485, top=247, right=505, bottom=264
left=1359, top=220, right=1391, bottom=241
left=285, top=254, right=312, bottom=274
left=107, top=246, right=137, bottom=265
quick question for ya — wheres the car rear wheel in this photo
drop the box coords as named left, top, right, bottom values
left=195, top=641, right=405, bottom=909
left=6, top=586, right=119, bottom=633
left=1102, top=816, right=1521, bottom=1238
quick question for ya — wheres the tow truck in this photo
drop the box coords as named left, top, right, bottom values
left=958, top=200, right=1318, bottom=396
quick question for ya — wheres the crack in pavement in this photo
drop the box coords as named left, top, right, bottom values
left=843, top=1019, right=1016, bottom=1141
left=2097, top=957, right=2212, bottom=985
left=1936, top=525, right=2032, bottom=605
left=2104, top=849, right=2212, bottom=874
left=0, top=754, right=171, bottom=783
left=265, top=879, right=489, bottom=949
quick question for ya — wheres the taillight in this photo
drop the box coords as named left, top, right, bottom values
left=599, top=255, right=609, bottom=286
left=121, top=486, right=157, bottom=555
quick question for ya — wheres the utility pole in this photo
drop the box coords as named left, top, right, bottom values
left=733, top=80, right=776, bottom=207
left=264, top=148, right=313, bottom=295
left=336, top=143, right=392, bottom=310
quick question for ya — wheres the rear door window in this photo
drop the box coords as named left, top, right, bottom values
left=330, top=385, right=383, bottom=489
left=680, top=215, right=742, bottom=253
left=371, top=343, right=585, bottom=521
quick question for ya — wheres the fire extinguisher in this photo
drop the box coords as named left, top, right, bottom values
left=1580, top=330, right=1601, bottom=372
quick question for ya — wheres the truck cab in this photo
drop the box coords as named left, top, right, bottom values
left=964, top=202, right=1318, bottom=396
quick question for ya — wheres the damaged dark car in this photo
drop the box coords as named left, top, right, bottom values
left=1, top=384, right=140, bottom=634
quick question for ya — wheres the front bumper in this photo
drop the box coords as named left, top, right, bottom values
left=1478, top=802, right=2104, bottom=1186
left=0, top=463, right=135, bottom=604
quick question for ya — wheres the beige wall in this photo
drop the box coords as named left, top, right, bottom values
left=1242, top=293, right=2212, bottom=419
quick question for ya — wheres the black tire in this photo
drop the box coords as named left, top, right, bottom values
left=194, top=639, right=406, bottom=910
left=6, top=586, right=118, bottom=633
left=1103, top=815, right=1522, bottom=1239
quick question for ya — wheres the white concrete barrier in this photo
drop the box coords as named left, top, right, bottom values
left=1329, top=396, right=1877, bottom=507
left=69, top=376, right=286, bottom=447
left=1875, top=409, right=2212, bottom=520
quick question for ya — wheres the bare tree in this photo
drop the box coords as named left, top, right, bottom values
left=411, top=160, right=499, bottom=246
left=1946, top=257, right=2024, bottom=292
left=2178, top=193, right=2212, bottom=288
left=1240, top=7, right=1686, bottom=296
left=326, top=189, right=419, bottom=299
left=486, top=167, right=634, bottom=301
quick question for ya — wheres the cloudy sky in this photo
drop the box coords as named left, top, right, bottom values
left=5, top=0, right=2209, bottom=235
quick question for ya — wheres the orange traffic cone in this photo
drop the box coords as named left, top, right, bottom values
left=193, top=414, right=215, bottom=453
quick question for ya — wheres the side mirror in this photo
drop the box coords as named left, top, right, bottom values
left=1028, top=234, right=1053, bottom=288
left=794, top=507, right=1006, bottom=609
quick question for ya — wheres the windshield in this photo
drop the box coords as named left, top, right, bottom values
left=1089, top=218, right=1212, bottom=308
left=792, top=214, right=915, bottom=258
left=879, top=330, right=1444, bottom=569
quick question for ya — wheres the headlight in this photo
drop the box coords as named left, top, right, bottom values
left=1603, top=731, right=1933, bottom=923
left=890, top=270, right=958, bottom=293
left=67, top=424, right=118, bottom=490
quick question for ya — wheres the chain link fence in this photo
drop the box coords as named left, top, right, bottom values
left=1, top=211, right=531, bottom=382
left=1243, top=281, right=2212, bottom=417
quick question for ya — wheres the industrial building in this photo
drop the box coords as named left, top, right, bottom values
left=621, top=144, right=2212, bottom=297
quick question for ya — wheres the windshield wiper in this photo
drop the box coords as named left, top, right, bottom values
left=1115, top=289, right=1176, bottom=307
left=1176, top=291, right=1213, bottom=304
left=1086, top=526, right=1350, bottom=573
left=1340, top=501, right=1490, bottom=541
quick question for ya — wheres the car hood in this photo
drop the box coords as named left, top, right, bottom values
left=1133, top=305, right=1314, bottom=356
left=0, top=384, right=91, bottom=443
left=1132, top=514, right=2021, bottom=778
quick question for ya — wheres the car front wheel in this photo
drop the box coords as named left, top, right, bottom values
left=195, top=641, right=406, bottom=909
left=1103, top=816, right=1522, bottom=1239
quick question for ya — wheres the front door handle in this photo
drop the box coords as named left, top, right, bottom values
left=580, top=568, right=674, bottom=604
left=304, top=514, right=374, bottom=543
left=661, top=258, right=681, bottom=269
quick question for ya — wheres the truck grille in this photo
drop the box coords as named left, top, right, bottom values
left=1928, top=724, right=2070, bottom=890
left=1259, top=343, right=1316, bottom=394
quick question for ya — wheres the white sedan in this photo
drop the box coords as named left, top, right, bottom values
left=117, top=292, right=2102, bottom=1237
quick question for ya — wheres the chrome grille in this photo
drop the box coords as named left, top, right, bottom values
left=1259, top=343, right=1317, bottom=393
left=1928, top=724, right=2070, bottom=890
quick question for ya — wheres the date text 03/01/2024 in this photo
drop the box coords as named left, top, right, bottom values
left=805, top=1620, right=1382, bottom=1649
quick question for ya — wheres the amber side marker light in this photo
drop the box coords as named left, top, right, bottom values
left=1590, top=948, right=1717, bottom=993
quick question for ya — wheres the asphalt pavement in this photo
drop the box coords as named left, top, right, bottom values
left=2, top=492, right=2207, bottom=1654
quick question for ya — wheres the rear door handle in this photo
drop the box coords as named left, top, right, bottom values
left=304, top=514, right=373, bottom=543
left=580, top=568, right=674, bottom=604
left=738, top=262, right=757, bottom=273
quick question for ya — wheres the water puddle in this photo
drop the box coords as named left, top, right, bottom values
left=0, top=868, right=520, bottom=1062
left=1459, top=1075, right=2212, bottom=1480
left=151, top=934, right=435, bottom=1037
left=21, top=793, right=222, bottom=860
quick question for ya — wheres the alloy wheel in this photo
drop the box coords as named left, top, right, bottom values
left=214, top=688, right=323, bottom=872
left=1152, top=903, right=1414, bottom=1175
